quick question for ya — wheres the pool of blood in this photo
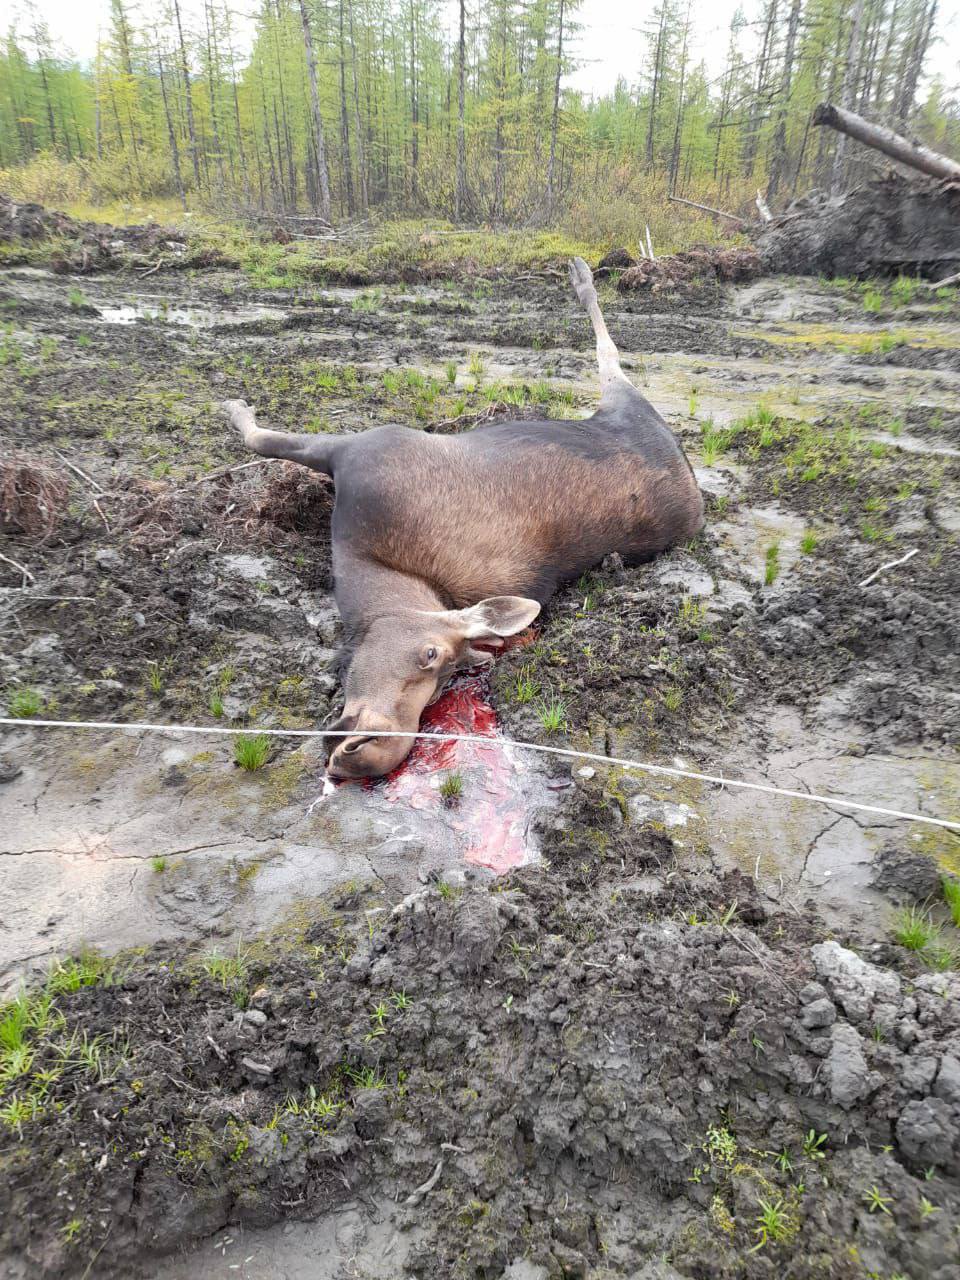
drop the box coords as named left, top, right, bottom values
left=381, top=673, right=529, bottom=873
left=345, top=632, right=539, bottom=873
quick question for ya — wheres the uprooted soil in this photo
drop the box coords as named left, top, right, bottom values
left=753, top=172, right=960, bottom=280
left=1, top=217, right=959, bottom=1277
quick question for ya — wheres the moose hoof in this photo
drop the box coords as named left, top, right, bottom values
left=220, top=399, right=256, bottom=437
left=568, top=256, right=596, bottom=305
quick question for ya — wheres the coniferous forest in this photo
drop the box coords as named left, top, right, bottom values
left=1, top=0, right=958, bottom=225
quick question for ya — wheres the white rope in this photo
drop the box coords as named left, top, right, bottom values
left=2, top=716, right=957, bottom=833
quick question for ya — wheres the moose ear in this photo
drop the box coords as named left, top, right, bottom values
left=455, top=596, right=541, bottom=639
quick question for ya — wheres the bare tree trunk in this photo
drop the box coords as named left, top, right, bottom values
left=894, top=0, right=938, bottom=124
left=95, top=40, right=103, bottom=159
left=409, top=0, right=419, bottom=203
left=857, top=0, right=884, bottom=110
left=272, top=97, right=287, bottom=207
left=645, top=1, right=668, bottom=170
left=743, top=0, right=778, bottom=175
left=273, top=0, right=297, bottom=208
left=157, top=42, right=188, bottom=210
left=30, top=26, right=59, bottom=151
left=872, top=0, right=901, bottom=111
left=454, top=0, right=468, bottom=219
left=297, top=0, right=332, bottom=221
left=668, top=4, right=691, bottom=191
left=173, top=0, right=202, bottom=189
left=766, top=0, right=802, bottom=201
left=337, top=0, right=355, bottom=214
left=222, top=2, right=250, bottom=202
left=204, top=0, right=227, bottom=188
left=492, top=3, right=507, bottom=219
left=348, top=1, right=368, bottom=213
left=532, top=0, right=546, bottom=166
left=814, top=100, right=960, bottom=181
left=829, top=0, right=867, bottom=193
left=259, top=77, right=280, bottom=207
left=546, top=0, right=565, bottom=207
left=814, top=13, right=844, bottom=181
left=713, top=41, right=734, bottom=182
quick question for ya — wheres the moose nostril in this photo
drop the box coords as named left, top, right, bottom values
left=342, top=735, right=376, bottom=755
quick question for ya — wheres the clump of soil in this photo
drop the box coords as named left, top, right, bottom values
left=595, top=246, right=637, bottom=276
left=0, top=453, right=69, bottom=540
left=753, top=171, right=960, bottom=279
left=243, top=462, right=334, bottom=536
left=617, top=247, right=762, bottom=292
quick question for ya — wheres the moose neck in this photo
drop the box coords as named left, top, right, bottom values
left=332, top=547, right=448, bottom=634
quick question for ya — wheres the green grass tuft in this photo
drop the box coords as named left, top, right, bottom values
left=512, top=666, right=541, bottom=704
left=942, top=877, right=960, bottom=927
left=892, top=905, right=940, bottom=952
left=890, top=275, right=920, bottom=307
left=202, top=942, right=250, bottom=1001
left=700, top=418, right=730, bottom=467
left=750, top=1197, right=797, bottom=1251
left=234, top=733, right=271, bottom=770
left=764, top=543, right=780, bottom=586
left=7, top=687, right=43, bottom=718
left=536, top=699, right=567, bottom=733
left=439, top=771, right=463, bottom=803
left=662, top=686, right=683, bottom=712
left=800, top=530, right=819, bottom=555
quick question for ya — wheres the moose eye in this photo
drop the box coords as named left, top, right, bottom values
left=422, top=646, right=438, bottom=666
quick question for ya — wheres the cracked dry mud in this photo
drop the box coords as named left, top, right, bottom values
left=0, top=248, right=959, bottom=1279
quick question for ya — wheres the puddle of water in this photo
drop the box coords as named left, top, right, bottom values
left=715, top=502, right=808, bottom=587
left=97, top=300, right=281, bottom=328
left=868, top=430, right=960, bottom=458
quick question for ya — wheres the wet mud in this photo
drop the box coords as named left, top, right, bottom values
left=1, top=243, right=959, bottom=1278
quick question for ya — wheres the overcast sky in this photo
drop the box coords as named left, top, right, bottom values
left=12, top=0, right=960, bottom=93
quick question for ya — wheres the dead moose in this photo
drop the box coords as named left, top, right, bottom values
left=222, top=258, right=703, bottom=779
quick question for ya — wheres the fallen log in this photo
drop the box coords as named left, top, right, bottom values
left=667, top=195, right=747, bottom=225
left=813, top=103, right=960, bottom=183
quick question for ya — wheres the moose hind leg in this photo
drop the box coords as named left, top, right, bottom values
left=568, top=256, right=633, bottom=399
left=221, top=399, right=341, bottom=476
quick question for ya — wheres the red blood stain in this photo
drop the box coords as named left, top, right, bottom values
left=381, top=673, right=529, bottom=873
left=333, top=630, right=538, bottom=871
left=347, top=629, right=539, bottom=873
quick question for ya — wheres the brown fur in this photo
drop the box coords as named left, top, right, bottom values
left=338, top=432, right=700, bottom=609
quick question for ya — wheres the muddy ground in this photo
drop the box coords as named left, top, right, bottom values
left=0, top=234, right=959, bottom=1278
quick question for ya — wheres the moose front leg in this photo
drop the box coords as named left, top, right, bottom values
left=221, top=399, right=342, bottom=477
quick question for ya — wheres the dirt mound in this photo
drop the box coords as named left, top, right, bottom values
left=617, top=247, right=762, bottom=292
left=0, top=194, right=230, bottom=273
left=242, top=462, right=334, bottom=536
left=753, top=172, right=960, bottom=279
left=1, top=836, right=958, bottom=1280
left=0, top=454, right=69, bottom=541
left=595, top=247, right=638, bottom=277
